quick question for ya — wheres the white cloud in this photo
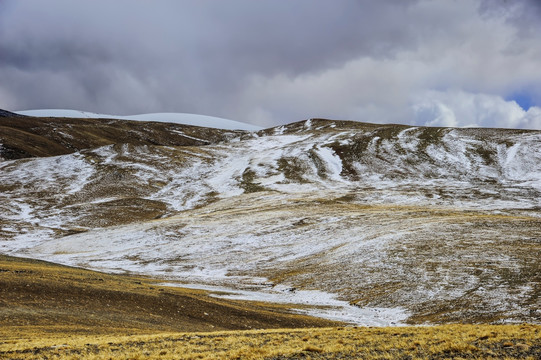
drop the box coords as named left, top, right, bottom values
left=521, top=106, right=541, bottom=129
left=239, top=57, right=541, bottom=129
left=413, top=100, right=458, bottom=128
left=232, top=0, right=541, bottom=129
left=411, top=90, right=541, bottom=129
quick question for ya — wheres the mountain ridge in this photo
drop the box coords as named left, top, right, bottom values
left=15, top=109, right=262, bottom=131
left=0, top=109, right=25, bottom=118
left=0, top=111, right=247, bottom=160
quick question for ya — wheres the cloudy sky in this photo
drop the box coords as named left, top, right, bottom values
left=1, top=0, right=540, bottom=129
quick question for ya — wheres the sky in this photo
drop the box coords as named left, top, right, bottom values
left=1, top=0, right=540, bottom=129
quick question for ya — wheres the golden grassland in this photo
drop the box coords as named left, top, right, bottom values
left=1, top=255, right=540, bottom=359
left=1, top=324, right=540, bottom=359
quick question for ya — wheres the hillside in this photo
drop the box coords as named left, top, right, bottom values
left=1, top=112, right=540, bottom=326
left=0, top=254, right=336, bottom=337
left=15, top=109, right=263, bottom=131
left=0, top=111, right=246, bottom=160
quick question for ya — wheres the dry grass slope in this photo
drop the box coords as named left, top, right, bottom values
left=0, top=113, right=244, bottom=160
left=0, top=255, right=338, bottom=340
left=1, top=324, right=540, bottom=359
left=1, top=256, right=539, bottom=359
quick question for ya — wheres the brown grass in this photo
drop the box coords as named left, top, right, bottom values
left=1, top=324, right=540, bottom=359
left=0, top=254, right=338, bottom=341
left=0, top=115, right=243, bottom=160
left=1, top=255, right=540, bottom=359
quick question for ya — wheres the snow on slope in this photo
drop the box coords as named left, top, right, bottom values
left=1, top=119, right=541, bottom=325
left=15, top=109, right=262, bottom=131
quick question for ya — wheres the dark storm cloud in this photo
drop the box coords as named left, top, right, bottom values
left=0, top=1, right=421, bottom=115
left=480, top=0, right=541, bottom=36
left=0, top=0, right=540, bottom=128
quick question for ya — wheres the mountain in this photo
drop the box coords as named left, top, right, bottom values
left=0, top=109, right=25, bottom=118
left=15, top=109, right=263, bottom=131
left=1, top=111, right=540, bottom=326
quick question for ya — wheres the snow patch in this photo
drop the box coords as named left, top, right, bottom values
left=162, top=282, right=409, bottom=326
left=314, top=145, right=343, bottom=181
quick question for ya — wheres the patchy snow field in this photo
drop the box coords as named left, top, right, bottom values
left=1, top=119, right=540, bottom=325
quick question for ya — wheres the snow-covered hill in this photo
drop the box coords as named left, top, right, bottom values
left=1, top=118, right=540, bottom=325
left=15, top=109, right=262, bottom=131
